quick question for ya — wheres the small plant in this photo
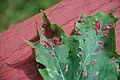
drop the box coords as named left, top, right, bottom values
left=27, top=10, right=120, bottom=80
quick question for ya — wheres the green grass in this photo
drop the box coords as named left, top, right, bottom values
left=0, top=0, right=59, bottom=32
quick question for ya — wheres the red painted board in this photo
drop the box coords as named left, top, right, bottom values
left=0, top=0, right=120, bottom=80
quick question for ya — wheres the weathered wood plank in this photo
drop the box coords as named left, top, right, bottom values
left=0, top=0, right=120, bottom=80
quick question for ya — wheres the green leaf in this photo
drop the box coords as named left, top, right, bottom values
left=71, top=11, right=119, bottom=80
left=28, top=11, right=120, bottom=80
left=74, top=11, right=118, bottom=52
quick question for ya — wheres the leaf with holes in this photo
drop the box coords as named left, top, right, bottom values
left=70, top=11, right=119, bottom=80
left=27, top=11, right=120, bottom=80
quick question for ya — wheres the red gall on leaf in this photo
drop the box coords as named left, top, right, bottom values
left=95, top=20, right=101, bottom=29
left=101, top=46, right=105, bottom=51
left=104, top=33, right=108, bottom=36
left=43, top=40, right=51, bottom=47
left=42, top=22, right=47, bottom=28
left=108, top=24, right=113, bottom=28
left=52, top=37, right=61, bottom=46
left=102, top=26, right=109, bottom=36
left=100, top=34, right=108, bottom=38
left=41, top=29, right=47, bottom=36
left=98, top=41, right=103, bottom=45
left=76, top=31, right=82, bottom=35
left=64, top=69, right=68, bottom=72
left=64, top=65, right=68, bottom=72
left=100, top=35, right=106, bottom=38
left=52, top=37, right=59, bottom=42
left=92, top=59, right=97, bottom=63
left=95, top=20, right=101, bottom=35
left=43, top=44, right=49, bottom=48
left=102, top=24, right=113, bottom=37
left=81, top=72, right=87, bottom=77
left=49, top=50, right=54, bottom=54
left=49, top=50, right=56, bottom=57
left=40, top=41, right=49, bottom=48
left=104, top=29, right=109, bottom=35
left=100, top=30, right=108, bottom=38
left=79, top=52, right=84, bottom=56
left=98, top=41, right=105, bottom=51
left=40, top=41, right=43, bottom=45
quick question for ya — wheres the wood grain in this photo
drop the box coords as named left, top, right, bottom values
left=0, top=0, right=120, bottom=80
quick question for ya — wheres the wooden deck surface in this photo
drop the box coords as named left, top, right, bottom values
left=0, top=0, right=120, bottom=80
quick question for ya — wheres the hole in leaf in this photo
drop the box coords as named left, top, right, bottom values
left=78, top=48, right=82, bottom=52
left=68, top=50, right=72, bottom=57
left=32, top=49, right=45, bottom=69
left=37, top=62, right=46, bottom=69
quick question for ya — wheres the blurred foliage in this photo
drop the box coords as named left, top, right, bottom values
left=0, top=0, right=59, bottom=32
